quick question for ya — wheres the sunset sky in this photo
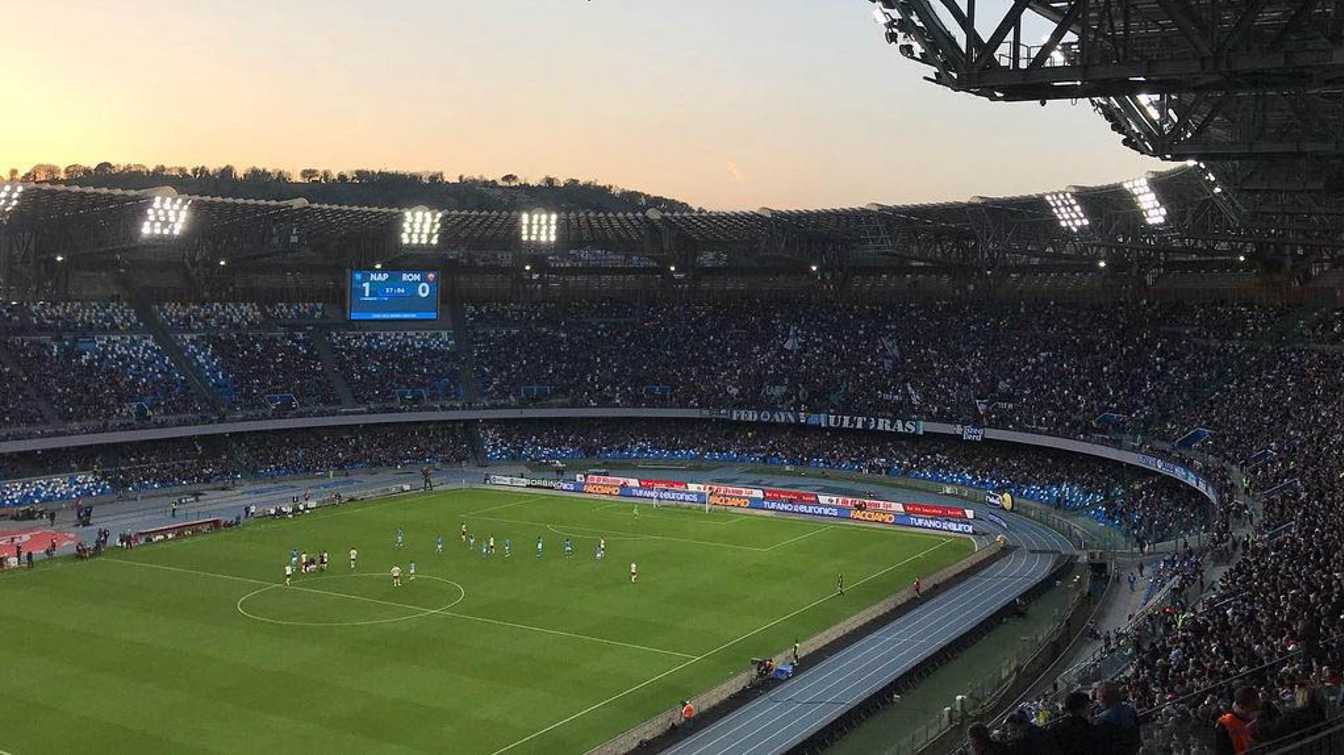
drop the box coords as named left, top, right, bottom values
left=2, top=1, right=1160, bottom=210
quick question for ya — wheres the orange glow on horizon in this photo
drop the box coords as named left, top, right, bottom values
left=1, top=1, right=1159, bottom=211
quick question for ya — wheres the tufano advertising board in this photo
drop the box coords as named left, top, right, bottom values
left=486, top=475, right=972, bottom=534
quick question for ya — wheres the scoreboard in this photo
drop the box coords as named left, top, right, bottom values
left=348, top=270, right=439, bottom=321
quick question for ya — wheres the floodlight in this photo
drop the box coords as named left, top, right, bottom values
left=218, top=259, right=227, bottom=266
left=1136, top=94, right=1179, bottom=125
left=1124, top=177, right=1167, bottom=225
left=669, top=264, right=677, bottom=272
left=55, top=255, right=65, bottom=262
left=400, top=207, right=441, bottom=247
left=1238, top=255, right=1246, bottom=262
left=810, top=264, right=819, bottom=272
left=374, top=262, right=383, bottom=270
left=520, top=210, right=558, bottom=244
left=1196, top=163, right=1226, bottom=196
left=141, top=195, right=191, bottom=238
left=1044, top=192, right=1089, bottom=232
left=523, top=263, right=532, bottom=272
left=0, top=183, right=22, bottom=215
left=1098, top=260, right=1107, bottom=268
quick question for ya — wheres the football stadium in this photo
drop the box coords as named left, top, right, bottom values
left=4, top=3, right=1344, bottom=755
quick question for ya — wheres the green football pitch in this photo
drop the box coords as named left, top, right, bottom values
left=0, top=487, right=973, bottom=755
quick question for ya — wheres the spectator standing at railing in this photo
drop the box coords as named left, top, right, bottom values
left=1049, top=691, right=1096, bottom=755
left=1214, top=686, right=1259, bottom=755
left=966, top=722, right=1007, bottom=755
left=1092, top=682, right=1141, bottom=754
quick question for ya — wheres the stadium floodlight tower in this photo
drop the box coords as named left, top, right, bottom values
left=0, top=183, right=23, bottom=218
left=140, top=188, right=191, bottom=239
left=401, top=206, right=441, bottom=248
left=520, top=210, right=559, bottom=245
left=1124, top=176, right=1167, bottom=226
left=1044, top=191, right=1089, bottom=232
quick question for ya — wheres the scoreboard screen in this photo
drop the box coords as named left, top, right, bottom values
left=348, top=270, right=439, bottom=321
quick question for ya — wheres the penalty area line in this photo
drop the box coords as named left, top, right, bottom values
left=463, top=494, right=552, bottom=517
left=763, top=524, right=834, bottom=551
left=489, top=537, right=953, bottom=754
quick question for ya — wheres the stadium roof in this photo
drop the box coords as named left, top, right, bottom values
left=1, top=163, right=1337, bottom=272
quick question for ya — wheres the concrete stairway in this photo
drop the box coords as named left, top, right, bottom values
left=118, top=280, right=226, bottom=415
left=310, top=329, right=356, bottom=408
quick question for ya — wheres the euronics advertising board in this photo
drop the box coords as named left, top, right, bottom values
left=491, top=474, right=974, bottom=534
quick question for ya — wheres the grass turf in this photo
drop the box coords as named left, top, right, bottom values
left=0, top=487, right=973, bottom=755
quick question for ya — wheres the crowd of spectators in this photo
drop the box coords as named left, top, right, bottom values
left=467, top=301, right=1260, bottom=436
left=1149, top=302, right=1290, bottom=342
left=0, top=296, right=1341, bottom=749
left=330, top=330, right=462, bottom=404
left=265, top=302, right=328, bottom=321
left=0, top=473, right=111, bottom=508
left=0, top=301, right=141, bottom=332
left=28, top=302, right=140, bottom=331
left=1302, top=307, right=1344, bottom=344
left=157, top=302, right=264, bottom=330
left=183, top=332, right=339, bottom=410
left=0, top=425, right=472, bottom=506
left=0, top=362, right=44, bottom=427
left=239, top=424, right=471, bottom=477
left=1036, top=351, right=1344, bottom=752
left=480, top=419, right=1214, bottom=542
left=8, top=336, right=204, bottom=421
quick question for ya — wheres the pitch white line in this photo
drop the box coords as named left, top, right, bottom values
left=489, top=537, right=954, bottom=755
left=106, top=557, right=693, bottom=659
left=763, top=524, right=834, bottom=551
left=463, top=494, right=550, bottom=517
left=545, top=524, right=646, bottom=542
left=236, top=574, right=467, bottom=627
left=440, top=610, right=695, bottom=660
left=472, top=514, right=768, bottom=552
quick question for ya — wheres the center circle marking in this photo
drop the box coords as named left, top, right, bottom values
left=236, top=573, right=466, bottom=627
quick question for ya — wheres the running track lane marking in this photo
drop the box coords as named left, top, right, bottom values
left=104, top=557, right=695, bottom=660
left=488, top=537, right=954, bottom=755
left=670, top=516, right=1069, bottom=754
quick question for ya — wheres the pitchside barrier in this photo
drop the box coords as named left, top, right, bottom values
left=484, top=474, right=976, bottom=535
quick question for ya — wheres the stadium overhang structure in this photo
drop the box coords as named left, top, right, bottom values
left=2, top=162, right=1341, bottom=299
left=869, top=0, right=1344, bottom=162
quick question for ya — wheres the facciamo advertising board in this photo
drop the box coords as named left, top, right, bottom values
left=487, top=476, right=971, bottom=534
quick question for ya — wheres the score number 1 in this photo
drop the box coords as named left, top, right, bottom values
left=361, top=281, right=432, bottom=298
